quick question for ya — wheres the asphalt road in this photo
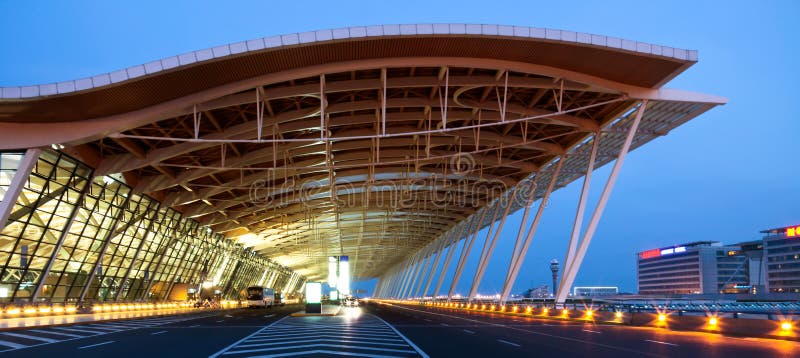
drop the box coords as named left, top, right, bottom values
left=0, top=302, right=797, bottom=357
left=370, top=302, right=800, bottom=358
left=0, top=305, right=300, bottom=357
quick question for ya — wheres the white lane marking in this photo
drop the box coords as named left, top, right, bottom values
left=216, top=320, right=224, bottom=323
left=645, top=339, right=678, bottom=347
left=90, top=324, right=137, bottom=329
left=208, top=314, right=289, bottom=358
left=424, top=319, right=432, bottom=322
left=463, top=329, right=475, bottom=334
left=237, top=338, right=411, bottom=349
left=189, top=324, right=200, bottom=327
left=150, top=330, right=168, bottom=335
left=582, top=329, right=601, bottom=334
left=101, top=322, right=147, bottom=328
left=0, top=339, right=27, bottom=349
left=78, top=341, right=115, bottom=349
left=225, top=343, right=417, bottom=355
left=1, top=331, right=59, bottom=343
left=50, top=327, right=107, bottom=334
left=440, top=323, right=449, bottom=326
left=371, top=314, right=430, bottom=358
left=264, top=314, right=274, bottom=318
left=28, top=329, right=82, bottom=338
left=248, top=330, right=398, bottom=341
left=248, top=334, right=404, bottom=344
left=498, top=339, right=521, bottom=347
left=268, top=327, right=394, bottom=334
left=83, top=325, right=120, bottom=332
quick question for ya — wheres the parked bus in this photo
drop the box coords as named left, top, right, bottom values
left=246, top=286, right=275, bottom=308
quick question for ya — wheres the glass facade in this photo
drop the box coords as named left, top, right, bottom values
left=0, top=150, right=304, bottom=303
left=765, top=234, right=800, bottom=293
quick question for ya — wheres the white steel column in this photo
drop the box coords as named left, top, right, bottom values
left=374, top=277, right=383, bottom=297
left=556, top=101, right=647, bottom=304
left=447, top=207, right=491, bottom=300
left=383, top=271, right=398, bottom=298
left=397, top=252, right=421, bottom=298
left=416, top=233, right=449, bottom=298
left=391, top=269, right=404, bottom=297
left=561, top=133, right=601, bottom=285
left=499, top=159, right=564, bottom=304
left=467, top=186, right=518, bottom=301
left=432, top=223, right=469, bottom=299
left=403, top=250, right=427, bottom=299
left=0, top=148, right=41, bottom=231
left=423, top=227, right=461, bottom=298
left=393, top=263, right=410, bottom=298
left=410, top=252, right=433, bottom=299
left=392, top=265, right=408, bottom=298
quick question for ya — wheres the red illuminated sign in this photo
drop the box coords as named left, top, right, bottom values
left=788, top=226, right=800, bottom=238
left=640, top=249, right=661, bottom=259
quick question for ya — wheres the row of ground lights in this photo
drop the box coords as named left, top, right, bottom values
left=382, top=300, right=796, bottom=336
left=0, top=300, right=238, bottom=317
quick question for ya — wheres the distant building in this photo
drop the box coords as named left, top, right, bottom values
left=637, top=241, right=749, bottom=295
left=523, top=285, right=550, bottom=298
left=572, top=286, right=618, bottom=296
left=738, top=240, right=766, bottom=294
left=763, top=224, right=800, bottom=293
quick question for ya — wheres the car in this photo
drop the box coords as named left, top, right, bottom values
left=342, top=297, right=359, bottom=307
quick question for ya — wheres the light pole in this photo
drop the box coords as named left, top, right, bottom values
left=550, top=259, right=559, bottom=298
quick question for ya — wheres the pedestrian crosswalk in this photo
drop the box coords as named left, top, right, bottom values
left=0, top=313, right=211, bottom=352
left=210, top=311, right=428, bottom=357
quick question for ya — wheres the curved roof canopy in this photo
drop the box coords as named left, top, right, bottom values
left=0, top=24, right=725, bottom=280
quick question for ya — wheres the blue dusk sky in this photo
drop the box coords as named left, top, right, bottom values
left=1, top=1, right=798, bottom=295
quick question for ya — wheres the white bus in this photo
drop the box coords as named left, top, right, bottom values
left=246, top=286, right=275, bottom=308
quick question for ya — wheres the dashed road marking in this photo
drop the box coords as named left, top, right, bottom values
left=78, top=341, right=115, bottom=349
left=582, top=329, right=601, bottom=334
left=463, top=329, right=475, bottom=334
left=498, top=339, right=521, bottom=347
left=150, top=330, right=168, bottom=335
left=645, top=339, right=678, bottom=347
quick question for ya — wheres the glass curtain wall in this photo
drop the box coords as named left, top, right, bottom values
left=0, top=150, right=301, bottom=303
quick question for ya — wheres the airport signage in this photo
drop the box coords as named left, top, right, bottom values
left=640, top=246, right=686, bottom=259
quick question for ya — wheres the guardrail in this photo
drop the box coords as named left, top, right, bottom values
left=372, top=299, right=799, bottom=341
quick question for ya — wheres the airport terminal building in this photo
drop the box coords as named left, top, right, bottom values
left=637, top=224, right=800, bottom=295
left=763, top=224, right=800, bottom=293
left=637, top=241, right=748, bottom=295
